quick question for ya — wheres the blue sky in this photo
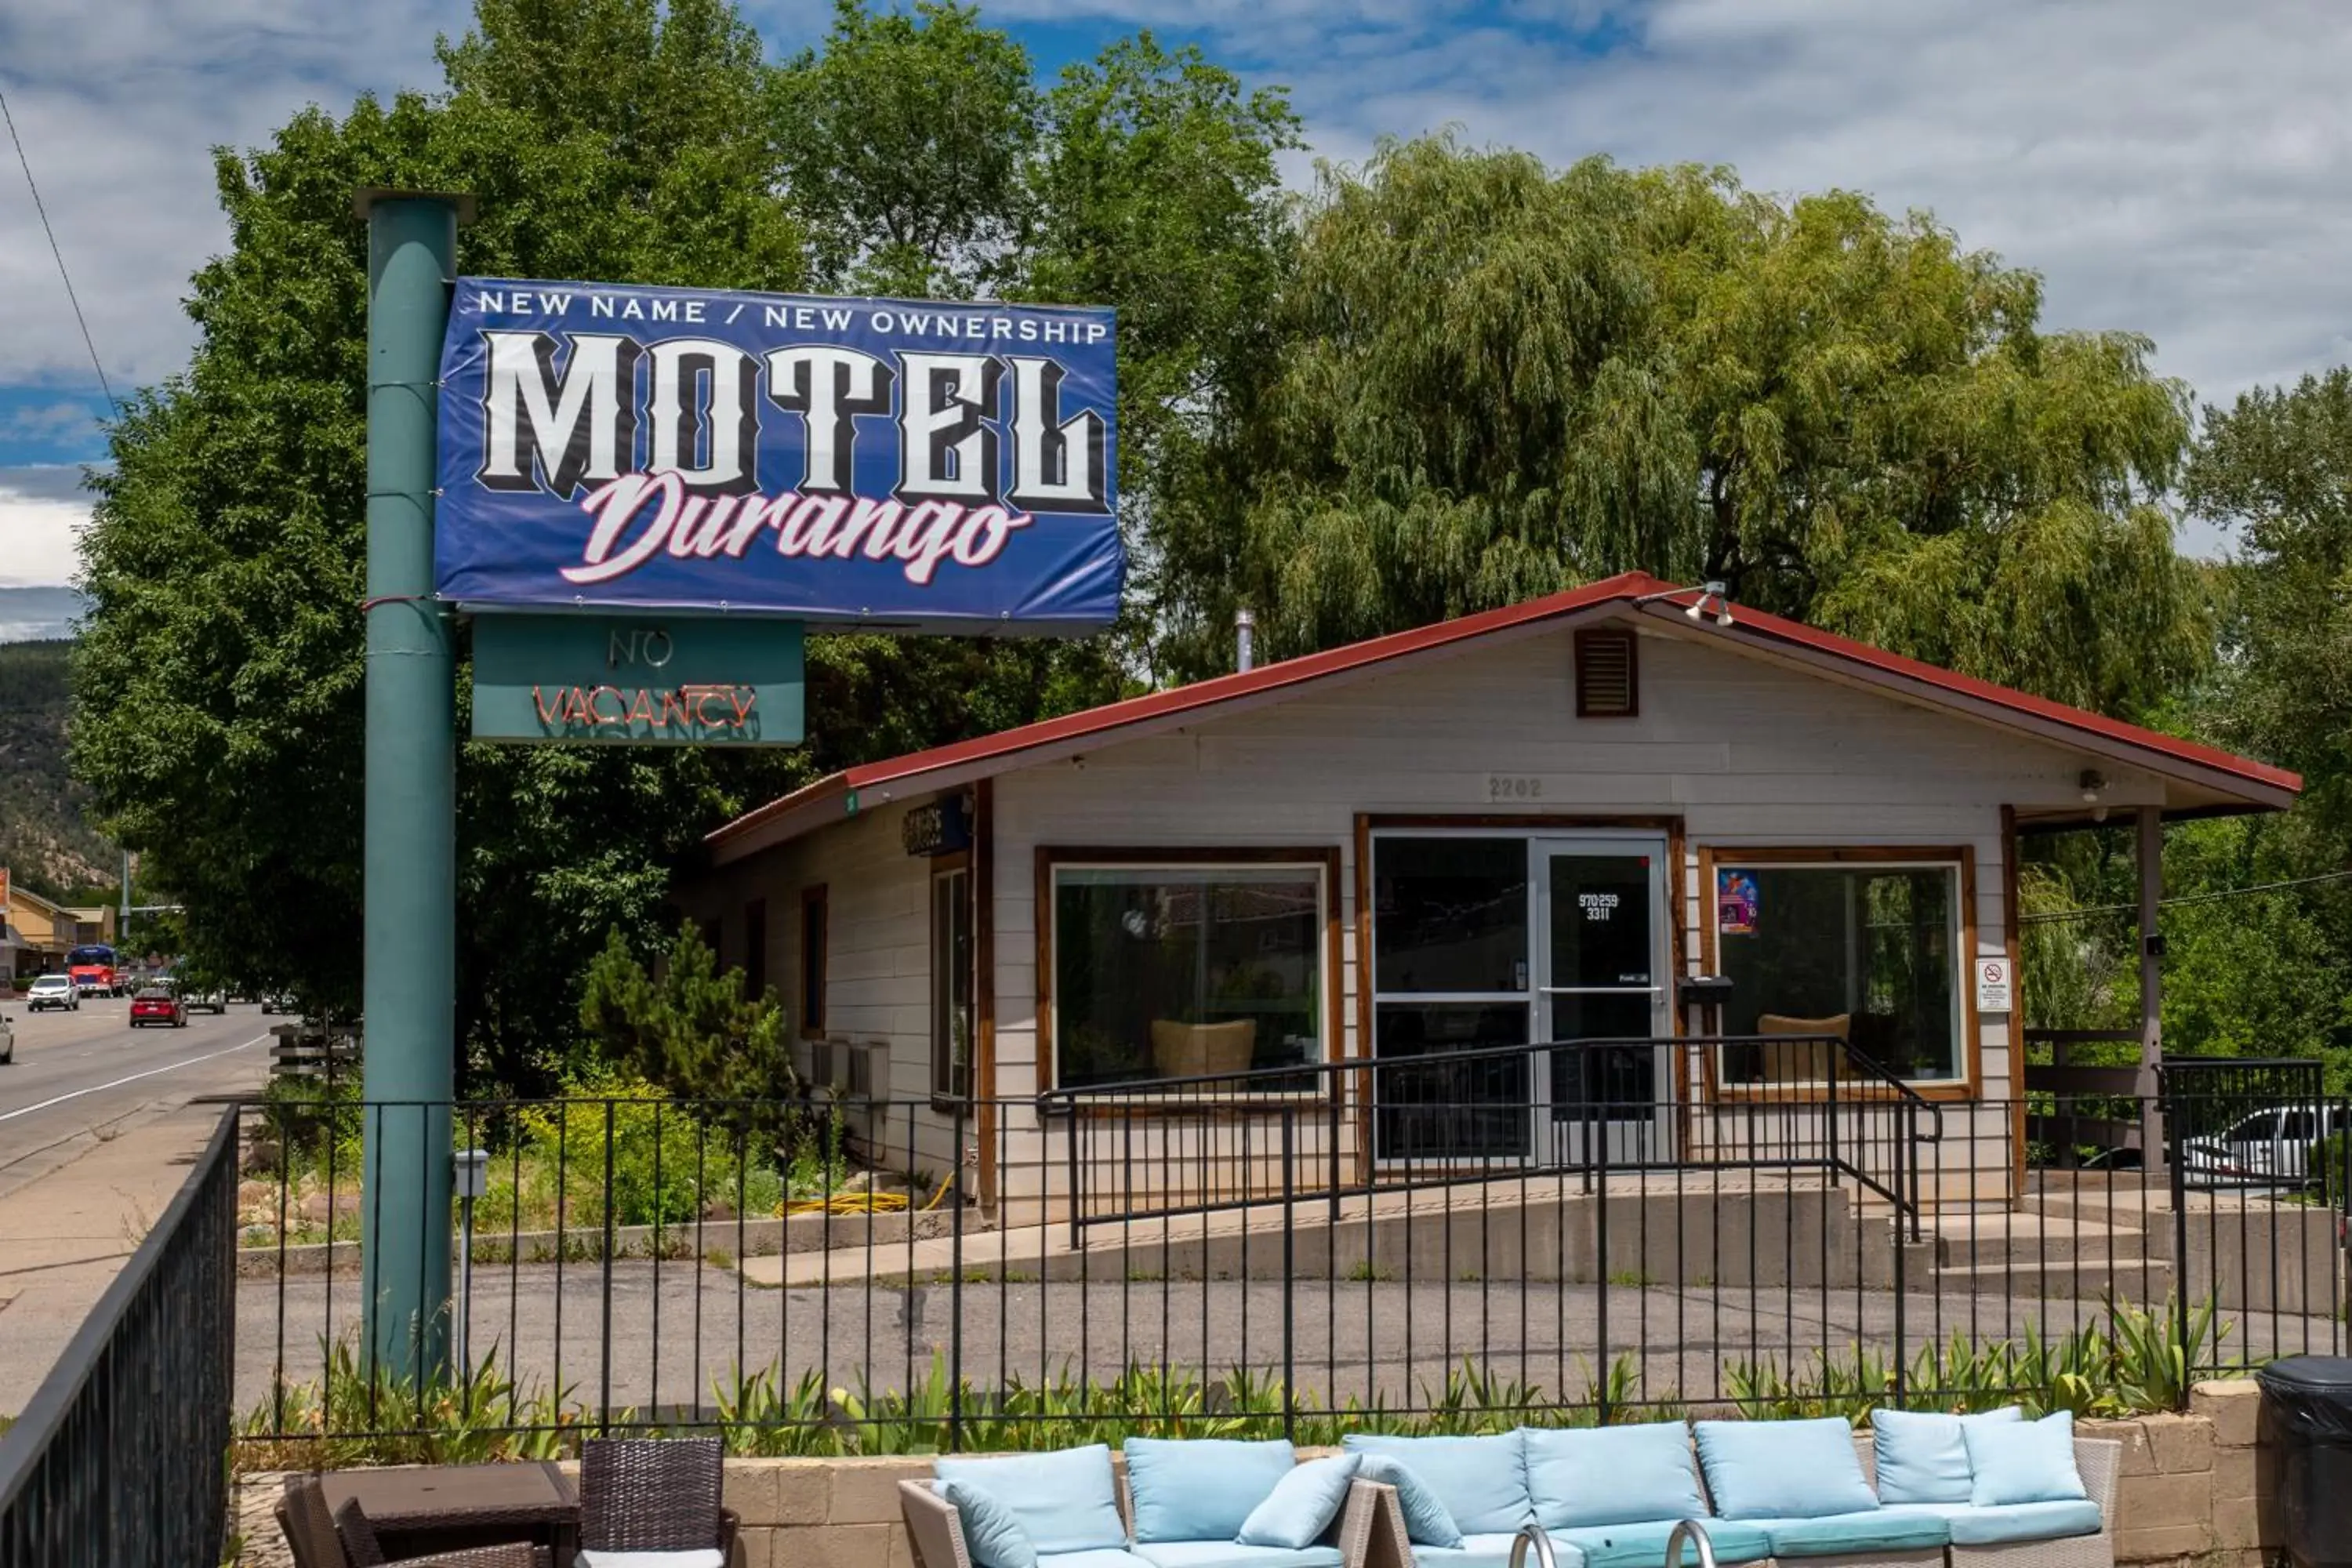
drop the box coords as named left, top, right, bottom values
left=6, top=0, right=2352, bottom=590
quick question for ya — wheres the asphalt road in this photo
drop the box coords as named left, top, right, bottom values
left=0, top=994, right=272, bottom=1201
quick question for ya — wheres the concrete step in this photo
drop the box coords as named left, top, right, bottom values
left=1929, top=1214, right=2161, bottom=1268
left=1928, top=1255, right=2173, bottom=1302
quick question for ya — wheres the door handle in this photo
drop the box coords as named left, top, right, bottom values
left=1538, top=985, right=1661, bottom=995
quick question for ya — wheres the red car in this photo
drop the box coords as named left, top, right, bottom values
left=129, top=986, right=187, bottom=1028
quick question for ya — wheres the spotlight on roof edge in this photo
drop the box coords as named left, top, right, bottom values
left=1682, top=581, right=1734, bottom=627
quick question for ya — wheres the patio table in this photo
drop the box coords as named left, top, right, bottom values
left=320, top=1461, right=579, bottom=1566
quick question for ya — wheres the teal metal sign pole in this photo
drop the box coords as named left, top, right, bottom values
left=358, top=190, right=467, bottom=1379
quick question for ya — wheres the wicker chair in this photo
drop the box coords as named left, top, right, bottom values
left=577, top=1437, right=742, bottom=1565
left=275, top=1478, right=549, bottom=1568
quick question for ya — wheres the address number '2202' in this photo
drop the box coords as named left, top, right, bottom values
left=1488, top=775, right=1544, bottom=800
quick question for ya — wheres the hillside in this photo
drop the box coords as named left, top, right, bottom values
left=0, top=641, right=114, bottom=898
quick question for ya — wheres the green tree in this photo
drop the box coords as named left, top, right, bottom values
left=579, top=922, right=792, bottom=1123
left=73, top=0, right=805, bottom=1072
left=2188, top=368, right=2352, bottom=844
left=71, top=0, right=1298, bottom=1087
left=1169, top=137, right=2211, bottom=715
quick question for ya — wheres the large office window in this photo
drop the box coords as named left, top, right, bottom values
left=931, top=864, right=974, bottom=1101
left=1713, top=858, right=1964, bottom=1083
left=1050, top=858, right=1327, bottom=1090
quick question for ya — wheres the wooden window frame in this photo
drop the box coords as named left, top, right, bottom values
left=929, top=851, right=975, bottom=1109
left=1035, top=845, right=1345, bottom=1109
left=798, top=884, right=829, bottom=1036
left=1694, top=844, right=1980, bottom=1102
left=1573, top=626, right=1639, bottom=717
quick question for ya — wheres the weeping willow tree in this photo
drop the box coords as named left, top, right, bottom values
left=1156, top=135, right=2212, bottom=716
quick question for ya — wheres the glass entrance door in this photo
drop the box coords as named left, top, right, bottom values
left=1538, top=840, right=1673, bottom=1165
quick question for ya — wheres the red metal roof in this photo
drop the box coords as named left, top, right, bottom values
left=709, top=571, right=2299, bottom=850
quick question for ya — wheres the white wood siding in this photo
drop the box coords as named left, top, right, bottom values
left=975, top=623, right=2146, bottom=1208
left=683, top=800, right=965, bottom=1183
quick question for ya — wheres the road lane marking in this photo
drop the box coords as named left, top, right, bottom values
left=0, top=1033, right=269, bottom=1123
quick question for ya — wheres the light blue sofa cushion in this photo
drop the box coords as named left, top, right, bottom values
left=936, top=1446, right=1127, bottom=1555
left=1344, top=1432, right=1531, bottom=1535
left=1524, top=1422, right=1706, bottom=1530
left=1694, top=1418, right=1878, bottom=1519
left=1130, top=1544, right=1344, bottom=1568
left=1123, top=1439, right=1297, bottom=1544
left=1552, top=1519, right=1773, bottom=1568
left=1236, top=1454, right=1360, bottom=1549
left=1406, top=1534, right=1563, bottom=1568
left=1036, top=1552, right=1156, bottom=1568
left=1751, top=1511, right=1952, bottom=1557
left=1871, top=1406, right=2026, bottom=1504
left=1352, top=1454, right=1464, bottom=1548
left=1881, top=1500, right=2104, bottom=1545
left=1965, top=1413, right=2089, bottom=1507
left=935, top=1479, right=1042, bottom=1568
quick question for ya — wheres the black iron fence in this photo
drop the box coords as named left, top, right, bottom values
left=230, top=1056, right=2350, bottom=1456
left=0, top=1109, right=238, bottom=1568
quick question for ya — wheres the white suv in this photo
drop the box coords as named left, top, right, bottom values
left=27, top=974, right=78, bottom=1012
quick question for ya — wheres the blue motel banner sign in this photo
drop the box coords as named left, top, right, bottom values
left=434, top=278, right=1122, bottom=633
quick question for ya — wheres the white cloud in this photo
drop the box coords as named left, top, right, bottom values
left=0, top=470, right=91, bottom=587
left=5, top=0, right=2348, bottom=567
left=0, top=0, right=460, bottom=387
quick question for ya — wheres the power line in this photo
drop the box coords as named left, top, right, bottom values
left=2017, top=867, right=2352, bottom=925
left=0, top=82, right=118, bottom=418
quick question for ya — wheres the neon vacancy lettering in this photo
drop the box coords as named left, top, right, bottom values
left=530, top=683, right=757, bottom=734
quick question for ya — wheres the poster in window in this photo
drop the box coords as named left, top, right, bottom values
left=1717, top=869, right=1759, bottom=935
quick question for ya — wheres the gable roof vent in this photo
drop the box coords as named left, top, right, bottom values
left=1574, top=627, right=1639, bottom=717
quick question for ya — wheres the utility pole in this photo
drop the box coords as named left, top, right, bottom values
left=356, top=190, right=467, bottom=1380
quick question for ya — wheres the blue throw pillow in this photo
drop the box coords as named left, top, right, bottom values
left=1123, top=1438, right=1297, bottom=1543
left=1525, top=1422, right=1706, bottom=1530
left=1965, top=1412, right=2088, bottom=1507
left=1237, top=1454, right=1361, bottom=1548
left=1352, top=1454, right=1466, bottom=1548
left=1693, top=1418, right=1878, bottom=1520
left=933, top=1479, right=1041, bottom=1568
left=1871, top=1406, right=2026, bottom=1504
left=1344, top=1432, right=1530, bottom=1535
left=935, top=1446, right=1126, bottom=1555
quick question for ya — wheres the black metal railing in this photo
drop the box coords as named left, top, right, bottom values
left=1038, top=1034, right=1940, bottom=1241
left=222, top=1061, right=2352, bottom=1452
left=0, top=1109, right=238, bottom=1568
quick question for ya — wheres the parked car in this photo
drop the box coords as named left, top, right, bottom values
left=27, top=974, right=78, bottom=1012
left=0, top=1010, right=13, bottom=1064
left=129, top=985, right=187, bottom=1029
left=2180, top=1103, right=2344, bottom=1186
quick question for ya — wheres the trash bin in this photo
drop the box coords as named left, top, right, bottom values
left=2259, top=1356, right=2352, bottom=1568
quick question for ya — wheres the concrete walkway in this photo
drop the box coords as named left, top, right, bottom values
left=0, top=1101, right=235, bottom=1415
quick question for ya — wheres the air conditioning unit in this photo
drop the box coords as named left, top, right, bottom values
left=803, top=1037, right=848, bottom=1095
left=844, top=1040, right=891, bottom=1104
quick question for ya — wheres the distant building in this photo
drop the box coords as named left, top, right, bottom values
left=4, top=882, right=116, bottom=978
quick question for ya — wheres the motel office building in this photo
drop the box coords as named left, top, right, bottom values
left=684, top=573, right=2298, bottom=1222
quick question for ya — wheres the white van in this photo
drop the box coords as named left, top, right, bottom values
left=2180, top=1104, right=2346, bottom=1185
